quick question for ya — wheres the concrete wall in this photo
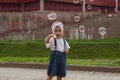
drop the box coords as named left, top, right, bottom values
left=0, top=11, right=120, bottom=40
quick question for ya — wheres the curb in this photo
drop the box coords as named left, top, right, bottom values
left=0, top=62, right=120, bottom=73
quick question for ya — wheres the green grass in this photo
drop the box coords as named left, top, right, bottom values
left=67, top=59, right=120, bottom=66
left=68, top=43, right=120, bottom=59
left=0, top=57, right=49, bottom=63
left=0, top=57, right=120, bottom=67
left=0, top=38, right=120, bottom=66
left=0, top=41, right=50, bottom=57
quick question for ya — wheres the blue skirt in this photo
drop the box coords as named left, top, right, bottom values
left=47, top=50, right=66, bottom=77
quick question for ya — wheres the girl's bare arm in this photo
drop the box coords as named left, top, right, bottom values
left=44, top=34, right=55, bottom=44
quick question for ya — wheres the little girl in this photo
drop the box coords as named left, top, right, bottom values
left=44, top=21, right=70, bottom=80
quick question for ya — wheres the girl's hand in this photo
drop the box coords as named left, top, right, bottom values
left=48, top=34, right=55, bottom=37
left=49, top=34, right=56, bottom=38
left=64, top=49, right=69, bottom=54
left=45, top=34, right=56, bottom=43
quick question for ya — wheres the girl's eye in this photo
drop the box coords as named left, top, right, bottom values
left=59, top=30, right=62, bottom=32
left=55, top=30, right=57, bottom=32
left=55, top=30, right=61, bottom=32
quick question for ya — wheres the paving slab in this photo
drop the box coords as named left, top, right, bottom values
left=0, top=67, right=120, bottom=80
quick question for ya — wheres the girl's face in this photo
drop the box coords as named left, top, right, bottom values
left=54, top=26, right=63, bottom=38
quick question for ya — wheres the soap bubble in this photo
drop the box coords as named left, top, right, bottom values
left=74, top=16, right=80, bottom=22
left=73, top=0, right=79, bottom=4
left=47, top=12, right=57, bottom=20
left=89, top=0, right=95, bottom=2
left=87, top=5, right=92, bottom=10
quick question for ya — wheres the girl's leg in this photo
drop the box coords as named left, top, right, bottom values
left=47, top=76, right=52, bottom=80
left=57, top=76, right=62, bottom=80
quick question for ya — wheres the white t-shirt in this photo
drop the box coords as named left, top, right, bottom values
left=45, top=37, right=70, bottom=52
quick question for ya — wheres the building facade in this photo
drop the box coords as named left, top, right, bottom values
left=0, top=0, right=120, bottom=13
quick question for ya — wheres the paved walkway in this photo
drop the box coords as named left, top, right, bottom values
left=0, top=67, right=120, bottom=80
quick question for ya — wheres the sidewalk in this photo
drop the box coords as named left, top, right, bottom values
left=0, top=67, right=120, bottom=80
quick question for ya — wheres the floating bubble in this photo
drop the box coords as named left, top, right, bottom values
left=89, top=0, right=95, bottom=2
left=87, top=5, right=92, bottom=9
left=47, top=12, right=57, bottom=20
left=98, top=27, right=107, bottom=39
left=108, top=14, right=112, bottom=17
left=74, top=16, right=80, bottom=22
left=98, top=27, right=106, bottom=35
left=80, top=0, right=83, bottom=2
left=53, top=35, right=57, bottom=38
left=73, top=0, right=79, bottom=4
left=79, top=25, right=85, bottom=32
